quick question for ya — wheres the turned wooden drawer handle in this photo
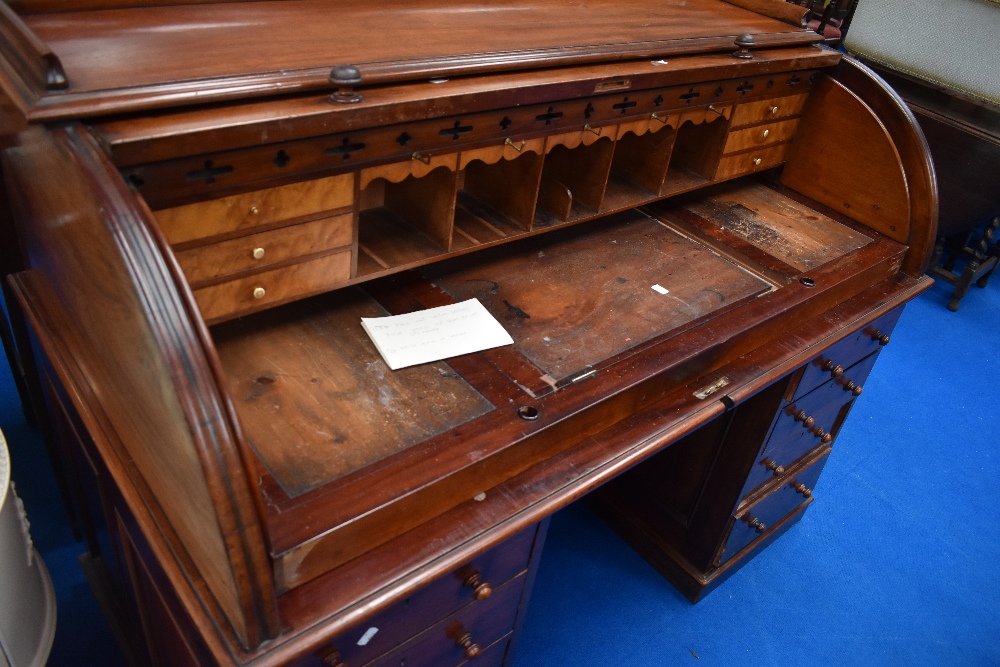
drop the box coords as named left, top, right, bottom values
left=793, top=409, right=815, bottom=428
left=455, top=631, right=482, bottom=659
left=790, top=481, right=813, bottom=498
left=794, top=410, right=833, bottom=443
left=822, top=359, right=844, bottom=377
left=743, top=514, right=766, bottom=533
left=763, top=458, right=785, bottom=476
left=321, top=649, right=346, bottom=667
left=839, top=379, right=863, bottom=396
left=870, top=329, right=891, bottom=346
left=809, top=424, right=833, bottom=444
left=463, top=571, right=493, bottom=601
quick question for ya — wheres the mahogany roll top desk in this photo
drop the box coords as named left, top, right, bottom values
left=0, top=1, right=936, bottom=665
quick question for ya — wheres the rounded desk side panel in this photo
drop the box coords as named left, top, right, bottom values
left=780, top=56, right=938, bottom=278
left=2, top=124, right=278, bottom=652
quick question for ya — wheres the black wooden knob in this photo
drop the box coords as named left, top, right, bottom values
left=330, top=64, right=362, bottom=86
left=734, top=34, right=756, bottom=59
left=330, top=64, right=363, bottom=103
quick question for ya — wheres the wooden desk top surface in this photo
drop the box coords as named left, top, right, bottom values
left=8, top=0, right=819, bottom=118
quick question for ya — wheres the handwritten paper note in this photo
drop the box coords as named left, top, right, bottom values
left=361, top=298, right=514, bottom=370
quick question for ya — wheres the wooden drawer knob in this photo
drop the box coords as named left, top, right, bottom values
left=822, top=359, right=844, bottom=377
left=463, top=571, right=493, bottom=601
left=762, top=129, right=770, bottom=139
left=252, top=247, right=265, bottom=260
left=321, top=649, right=346, bottom=667
left=870, top=329, right=891, bottom=346
left=743, top=514, right=766, bottom=533
left=763, top=458, right=785, bottom=476
left=808, top=425, right=834, bottom=444
left=253, top=287, right=266, bottom=299
left=330, top=64, right=363, bottom=104
left=752, top=157, right=762, bottom=166
left=455, top=631, right=481, bottom=660
left=841, top=380, right=863, bottom=396
left=769, top=105, right=779, bottom=115
left=790, top=481, right=813, bottom=498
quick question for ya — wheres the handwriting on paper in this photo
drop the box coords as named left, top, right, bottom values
left=361, top=298, right=514, bottom=370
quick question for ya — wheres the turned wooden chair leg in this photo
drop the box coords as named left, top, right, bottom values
left=948, top=259, right=981, bottom=311
left=975, top=215, right=1000, bottom=288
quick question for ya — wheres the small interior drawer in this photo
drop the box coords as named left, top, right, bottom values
left=175, top=213, right=353, bottom=286
left=729, top=93, right=809, bottom=127
left=367, top=574, right=525, bottom=667
left=714, top=143, right=790, bottom=180
left=155, top=172, right=354, bottom=245
left=720, top=447, right=830, bottom=564
left=192, top=249, right=352, bottom=322
left=299, top=525, right=537, bottom=667
left=722, top=118, right=800, bottom=154
left=789, top=306, right=904, bottom=401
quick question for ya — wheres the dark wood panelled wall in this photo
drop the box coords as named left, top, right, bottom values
left=0, top=1, right=935, bottom=665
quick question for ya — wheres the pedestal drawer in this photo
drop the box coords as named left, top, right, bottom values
left=368, top=574, right=525, bottom=667
left=790, top=306, right=903, bottom=401
left=763, top=381, right=850, bottom=461
left=720, top=447, right=830, bottom=564
left=743, top=354, right=876, bottom=497
left=458, top=635, right=511, bottom=667
left=298, top=525, right=537, bottom=667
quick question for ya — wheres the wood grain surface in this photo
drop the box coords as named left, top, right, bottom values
left=3, top=124, right=277, bottom=647
left=432, top=211, right=772, bottom=380
left=679, top=181, right=871, bottom=271
left=212, top=288, right=494, bottom=496
left=19, top=0, right=818, bottom=110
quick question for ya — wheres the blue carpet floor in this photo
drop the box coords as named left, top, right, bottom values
left=2, top=270, right=998, bottom=666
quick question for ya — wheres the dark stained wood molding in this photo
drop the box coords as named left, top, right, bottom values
left=0, top=1, right=66, bottom=97
left=95, top=47, right=839, bottom=169
left=8, top=0, right=248, bottom=12
left=22, top=37, right=823, bottom=123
